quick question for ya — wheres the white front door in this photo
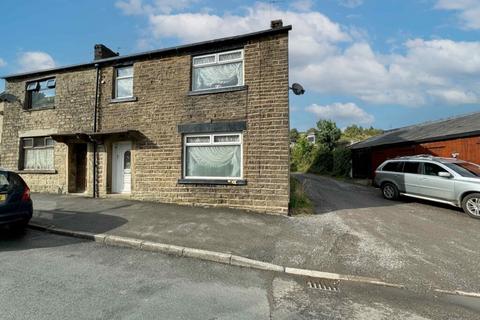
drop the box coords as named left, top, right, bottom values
left=112, top=141, right=132, bottom=193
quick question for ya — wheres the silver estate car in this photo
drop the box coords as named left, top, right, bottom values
left=374, top=155, right=480, bottom=219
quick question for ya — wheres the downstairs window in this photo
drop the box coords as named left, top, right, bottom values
left=184, top=133, right=242, bottom=179
left=21, top=137, right=55, bottom=170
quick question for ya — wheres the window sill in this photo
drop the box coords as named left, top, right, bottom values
left=16, top=169, right=57, bottom=174
left=23, top=106, right=55, bottom=112
left=178, top=178, right=247, bottom=186
left=110, top=97, right=138, bottom=104
left=188, top=85, right=248, bottom=96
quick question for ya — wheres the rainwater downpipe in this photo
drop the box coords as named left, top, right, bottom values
left=92, top=63, right=100, bottom=198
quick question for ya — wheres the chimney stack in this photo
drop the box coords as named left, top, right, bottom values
left=270, top=19, right=283, bottom=29
left=94, top=44, right=119, bottom=60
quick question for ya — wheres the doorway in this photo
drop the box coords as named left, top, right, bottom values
left=68, top=144, right=87, bottom=193
left=112, top=141, right=132, bottom=193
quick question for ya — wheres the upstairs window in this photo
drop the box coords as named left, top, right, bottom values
left=26, top=78, right=56, bottom=109
left=114, top=66, right=133, bottom=99
left=21, top=137, right=55, bottom=170
left=192, top=49, right=244, bottom=91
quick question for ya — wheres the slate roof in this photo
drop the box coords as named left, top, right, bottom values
left=350, top=111, right=480, bottom=150
left=1, top=25, right=291, bottom=80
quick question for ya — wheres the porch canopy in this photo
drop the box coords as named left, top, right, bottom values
left=51, top=129, right=143, bottom=144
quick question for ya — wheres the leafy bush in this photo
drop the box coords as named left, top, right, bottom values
left=308, top=144, right=333, bottom=175
left=332, top=147, right=351, bottom=177
left=291, top=136, right=317, bottom=172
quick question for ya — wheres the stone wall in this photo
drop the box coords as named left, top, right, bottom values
left=97, top=32, right=290, bottom=214
left=1, top=69, right=96, bottom=192
left=0, top=102, right=3, bottom=164
left=1, top=30, right=290, bottom=214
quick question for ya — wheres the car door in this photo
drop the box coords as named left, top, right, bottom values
left=402, top=161, right=422, bottom=195
left=418, top=162, right=456, bottom=201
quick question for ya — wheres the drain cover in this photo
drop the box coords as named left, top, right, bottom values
left=307, top=279, right=340, bottom=292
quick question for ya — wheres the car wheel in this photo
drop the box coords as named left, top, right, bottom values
left=462, top=193, right=480, bottom=219
left=381, top=183, right=399, bottom=200
left=11, top=219, right=29, bottom=231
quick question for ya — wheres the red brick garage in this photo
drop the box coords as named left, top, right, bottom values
left=350, top=112, right=480, bottom=179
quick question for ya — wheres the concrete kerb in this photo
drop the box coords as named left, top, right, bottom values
left=28, top=222, right=404, bottom=288
left=434, top=289, right=480, bottom=299
left=284, top=267, right=404, bottom=288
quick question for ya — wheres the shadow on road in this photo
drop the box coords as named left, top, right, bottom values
left=0, top=227, right=85, bottom=252
left=0, top=207, right=128, bottom=252
left=33, top=208, right=129, bottom=234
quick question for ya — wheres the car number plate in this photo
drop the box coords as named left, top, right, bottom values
left=0, top=194, right=5, bottom=202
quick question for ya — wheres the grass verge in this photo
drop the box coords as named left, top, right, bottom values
left=289, top=177, right=315, bottom=216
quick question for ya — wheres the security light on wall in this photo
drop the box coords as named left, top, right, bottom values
left=290, top=83, right=305, bottom=95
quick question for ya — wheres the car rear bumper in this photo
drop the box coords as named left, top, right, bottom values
left=0, top=203, right=33, bottom=225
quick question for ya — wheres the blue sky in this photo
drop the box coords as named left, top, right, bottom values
left=1, top=0, right=479, bottom=131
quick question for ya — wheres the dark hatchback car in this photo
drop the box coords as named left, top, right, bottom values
left=0, top=169, right=33, bottom=230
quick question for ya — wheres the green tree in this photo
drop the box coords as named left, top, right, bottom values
left=332, top=147, right=352, bottom=177
left=342, top=125, right=383, bottom=143
left=289, top=128, right=300, bottom=143
left=291, top=135, right=317, bottom=172
left=315, top=119, right=341, bottom=150
left=364, top=126, right=383, bottom=137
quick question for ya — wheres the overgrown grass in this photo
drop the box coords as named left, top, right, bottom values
left=289, top=177, right=315, bottom=216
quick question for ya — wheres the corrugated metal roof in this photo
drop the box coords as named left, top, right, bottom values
left=350, top=111, right=480, bottom=150
left=1, top=25, right=291, bottom=80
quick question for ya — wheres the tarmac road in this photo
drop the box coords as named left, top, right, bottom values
left=0, top=229, right=479, bottom=319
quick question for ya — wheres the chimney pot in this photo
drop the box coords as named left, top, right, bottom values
left=271, top=19, right=283, bottom=29
left=94, top=44, right=119, bottom=61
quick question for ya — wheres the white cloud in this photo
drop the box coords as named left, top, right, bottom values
left=117, top=1, right=480, bottom=107
left=0, top=58, right=6, bottom=68
left=17, top=52, right=56, bottom=73
left=290, top=0, right=313, bottom=12
left=295, top=38, right=480, bottom=106
left=435, top=0, right=480, bottom=30
left=148, top=2, right=350, bottom=68
left=306, top=102, right=374, bottom=126
left=116, top=0, right=197, bottom=15
left=338, top=0, right=364, bottom=8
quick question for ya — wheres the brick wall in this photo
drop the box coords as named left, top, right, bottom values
left=1, top=30, right=290, bottom=214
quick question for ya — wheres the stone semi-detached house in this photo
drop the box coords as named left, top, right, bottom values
left=0, top=21, right=291, bottom=214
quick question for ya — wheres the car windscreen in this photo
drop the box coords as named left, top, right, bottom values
left=0, top=172, right=10, bottom=193
left=444, top=162, right=480, bottom=178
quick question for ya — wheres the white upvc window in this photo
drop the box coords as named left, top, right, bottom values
left=115, top=66, right=134, bottom=99
left=21, top=137, right=55, bottom=170
left=192, top=49, right=244, bottom=91
left=184, top=133, right=243, bottom=179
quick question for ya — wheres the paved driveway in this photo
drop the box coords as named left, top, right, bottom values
left=292, top=174, right=480, bottom=293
